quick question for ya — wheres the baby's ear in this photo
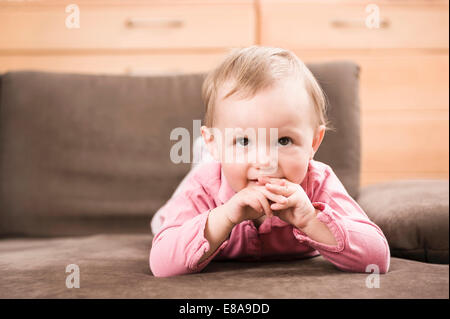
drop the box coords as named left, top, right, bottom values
left=310, top=125, right=326, bottom=159
left=201, top=126, right=221, bottom=162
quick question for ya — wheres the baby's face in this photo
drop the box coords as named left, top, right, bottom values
left=203, top=78, right=325, bottom=192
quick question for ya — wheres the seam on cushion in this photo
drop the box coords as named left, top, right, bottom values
left=391, top=247, right=449, bottom=252
left=388, top=243, right=449, bottom=252
left=391, top=247, right=449, bottom=263
left=390, top=248, right=449, bottom=264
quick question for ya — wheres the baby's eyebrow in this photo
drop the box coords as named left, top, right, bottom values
left=279, top=127, right=303, bottom=139
left=226, top=127, right=304, bottom=140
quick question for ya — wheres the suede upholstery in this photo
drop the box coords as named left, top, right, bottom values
left=0, top=71, right=205, bottom=236
left=358, top=180, right=449, bottom=264
left=0, top=64, right=448, bottom=298
left=0, top=234, right=448, bottom=299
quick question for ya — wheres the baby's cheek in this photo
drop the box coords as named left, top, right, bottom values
left=222, top=163, right=248, bottom=192
left=280, top=155, right=309, bottom=183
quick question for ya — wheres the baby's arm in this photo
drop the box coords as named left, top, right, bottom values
left=149, top=188, right=223, bottom=278
left=292, top=170, right=391, bottom=274
left=150, top=181, right=277, bottom=277
left=197, top=205, right=235, bottom=264
left=198, top=184, right=283, bottom=264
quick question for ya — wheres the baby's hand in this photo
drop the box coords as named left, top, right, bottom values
left=258, top=176, right=316, bottom=230
left=224, top=184, right=288, bottom=225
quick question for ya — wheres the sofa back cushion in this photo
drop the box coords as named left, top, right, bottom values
left=0, top=62, right=360, bottom=237
left=0, top=71, right=206, bottom=236
left=309, top=62, right=361, bottom=198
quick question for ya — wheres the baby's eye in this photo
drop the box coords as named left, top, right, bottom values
left=278, top=137, right=292, bottom=146
left=236, top=137, right=249, bottom=147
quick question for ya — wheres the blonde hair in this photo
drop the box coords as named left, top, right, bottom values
left=201, top=45, right=332, bottom=131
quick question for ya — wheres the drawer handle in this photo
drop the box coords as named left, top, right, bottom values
left=125, top=17, right=184, bottom=28
left=124, top=67, right=183, bottom=76
left=330, top=18, right=390, bottom=29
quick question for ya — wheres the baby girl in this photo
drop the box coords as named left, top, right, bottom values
left=149, top=46, right=390, bottom=277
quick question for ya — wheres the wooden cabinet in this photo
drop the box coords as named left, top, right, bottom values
left=0, top=0, right=256, bottom=74
left=1, top=0, right=448, bottom=186
left=259, top=1, right=448, bottom=49
left=259, top=0, right=449, bottom=186
left=0, top=1, right=255, bottom=50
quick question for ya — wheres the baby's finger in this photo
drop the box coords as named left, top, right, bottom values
left=269, top=177, right=286, bottom=186
left=259, top=188, right=288, bottom=206
left=270, top=202, right=287, bottom=211
left=256, top=193, right=273, bottom=218
left=255, top=198, right=266, bottom=215
left=265, top=183, right=292, bottom=196
left=245, top=196, right=263, bottom=214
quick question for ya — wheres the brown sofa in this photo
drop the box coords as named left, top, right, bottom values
left=0, top=62, right=448, bottom=299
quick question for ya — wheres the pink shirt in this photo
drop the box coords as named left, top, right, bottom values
left=149, top=160, right=390, bottom=277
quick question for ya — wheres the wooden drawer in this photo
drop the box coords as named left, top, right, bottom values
left=0, top=52, right=228, bottom=75
left=260, top=0, right=449, bottom=49
left=361, top=108, right=449, bottom=177
left=356, top=54, right=449, bottom=110
left=0, top=1, right=255, bottom=50
left=298, top=52, right=449, bottom=110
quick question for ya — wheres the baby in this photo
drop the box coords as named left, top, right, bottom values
left=149, top=46, right=390, bottom=277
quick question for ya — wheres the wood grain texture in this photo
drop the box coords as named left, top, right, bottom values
left=0, top=2, right=255, bottom=50
left=259, top=0, right=449, bottom=49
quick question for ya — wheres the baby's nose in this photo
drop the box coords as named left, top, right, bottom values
left=255, top=150, right=278, bottom=173
left=257, top=154, right=271, bottom=166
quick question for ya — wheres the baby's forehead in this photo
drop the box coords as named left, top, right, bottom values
left=216, top=76, right=306, bottom=102
left=222, top=121, right=310, bottom=134
left=215, top=82, right=315, bottom=128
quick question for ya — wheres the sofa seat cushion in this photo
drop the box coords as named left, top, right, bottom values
left=357, top=180, right=449, bottom=264
left=0, top=234, right=448, bottom=298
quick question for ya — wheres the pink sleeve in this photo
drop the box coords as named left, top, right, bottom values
left=149, top=185, right=229, bottom=277
left=292, top=168, right=390, bottom=274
